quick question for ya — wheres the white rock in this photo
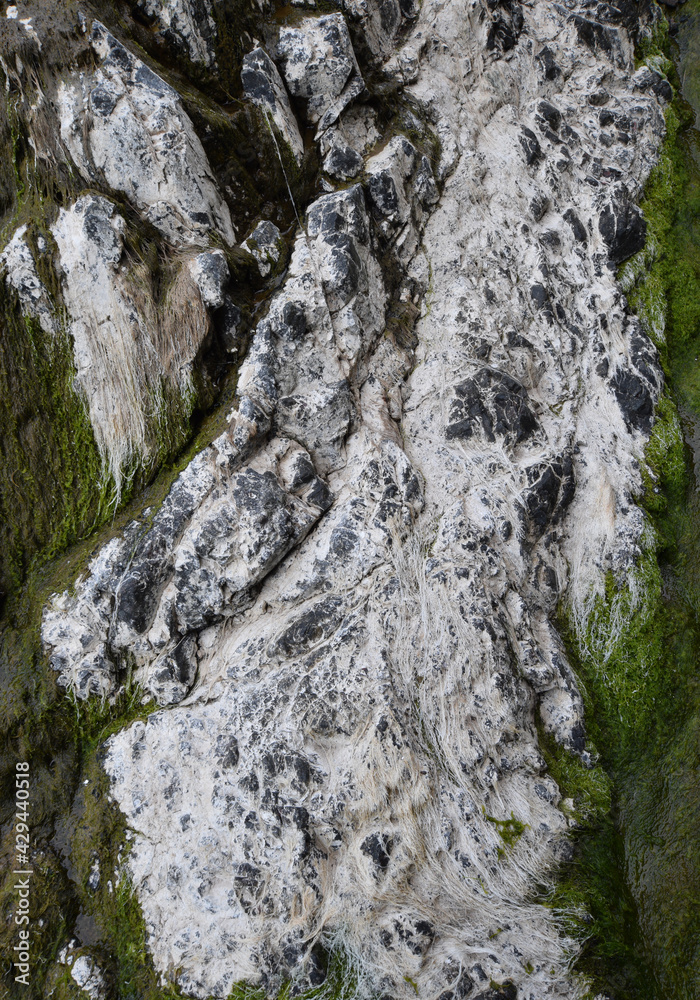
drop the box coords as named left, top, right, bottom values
left=187, top=250, right=229, bottom=309
left=50, top=196, right=212, bottom=493
left=241, top=47, right=305, bottom=164
left=321, top=131, right=363, bottom=180
left=276, top=13, right=364, bottom=134
left=331, top=103, right=381, bottom=156
left=71, top=955, right=106, bottom=1000
left=243, top=220, right=282, bottom=277
left=365, top=134, right=438, bottom=260
left=0, top=225, right=57, bottom=334
left=59, top=21, right=234, bottom=246
left=87, top=857, right=101, bottom=892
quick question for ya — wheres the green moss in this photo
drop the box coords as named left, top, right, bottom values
left=486, top=980, right=516, bottom=998
left=0, top=336, right=252, bottom=997
left=538, top=726, right=611, bottom=825
left=0, top=117, right=254, bottom=603
left=369, top=94, right=442, bottom=180
left=483, top=810, right=527, bottom=856
left=0, top=290, right=113, bottom=602
left=0, top=633, right=189, bottom=998
left=548, top=23, right=700, bottom=998
left=536, top=719, right=653, bottom=997
left=553, top=423, right=700, bottom=997
left=0, top=224, right=211, bottom=604
left=0, top=3, right=310, bottom=996
left=636, top=15, right=670, bottom=68
left=228, top=984, right=269, bottom=1000
left=0, top=0, right=282, bottom=606
left=224, top=946, right=366, bottom=1000
left=566, top=550, right=694, bottom=755
left=210, top=0, right=263, bottom=98
left=0, top=342, right=240, bottom=997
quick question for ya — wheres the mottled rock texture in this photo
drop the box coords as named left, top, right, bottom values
left=132, top=0, right=219, bottom=68
left=0, top=0, right=670, bottom=997
left=242, top=46, right=305, bottom=163
left=276, top=13, right=365, bottom=134
left=60, top=20, right=235, bottom=245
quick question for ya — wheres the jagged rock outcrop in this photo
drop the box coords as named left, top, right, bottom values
left=275, top=13, right=365, bottom=135
left=243, top=220, right=283, bottom=277
left=0, top=0, right=671, bottom=997
left=1, top=185, right=228, bottom=491
left=0, top=226, right=58, bottom=335
left=60, top=20, right=235, bottom=245
left=50, top=195, right=222, bottom=487
left=132, top=0, right=219, bottom=68
left=242, top=46, right=305, bottom=164
left=0, top=4, right=273, bottom=594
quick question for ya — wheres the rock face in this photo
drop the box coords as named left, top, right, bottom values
left=241, top=47, right=305, bottom=164
left=26, top=0, right=670, bottom=997
left=276, top=14, right=365, bottom=134
left=132, top=0, right=219, bottom=68
left=0, top=8, right=245, bottom=516
left=0, top=226, right=58, bottom=335
left=50, top=195, right=218, bottom=488
left=60, top=21, right=235, bottom=245
left=0, top=191, right=224, bottom=493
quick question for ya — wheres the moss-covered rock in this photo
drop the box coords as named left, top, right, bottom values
left=547, top=20, right=700, bottom=996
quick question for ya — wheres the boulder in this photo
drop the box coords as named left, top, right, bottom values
left=59, top=21, right=235, bottom=245
left=276, top=14, right=364, bottom=134
left=241, top=47, right=305, bottom=164
left=243, top=220, right=283, bottom=277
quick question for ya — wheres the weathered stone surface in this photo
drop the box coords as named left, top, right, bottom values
left=44, top=435, right=333, bottom=705
left=0, top=226, right=57, bottom=335
left=632, top=63, right=674, bottom=102
left=38, top=0, right=670, bottom=998
left=241, top=47, right=305, bottom=164
left=49, top=196, right=213, bottom=490
left=365, top=134, right=439, bottom=264
left=187, top=250, right=230, bottom=309
left=276, top=14, right=364, bottom=133
left=445, top=369, right=539, bottom=449
left=43, top=530, right=137, bottom=700
left=611, top=333, right=659, bottom=433
left=58, top=944, right=107, bottom=1000
left=133, top=0, right=218, bottom=67
left=70, top=955, right=107, bottom=1000
left=340, top=0, right=405, bottom=62
left=243, top=220, right=283, bottom=277
left=147, top=454, right=326, bottom=634
left=599, top=185, right=647, bottom=263
left=322, top=137, right=363, bottom=179
left=59, top=21, right=235, bottom=245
